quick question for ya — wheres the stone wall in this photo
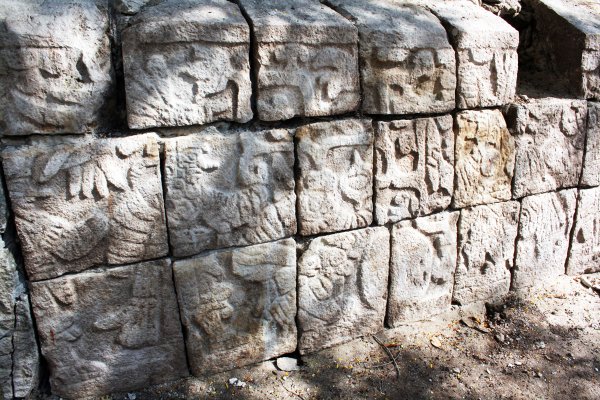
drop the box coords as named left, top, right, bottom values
left=0, top=0, right=598, bottom=398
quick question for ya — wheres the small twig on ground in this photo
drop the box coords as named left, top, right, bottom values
left=372, top=335, right=401, bottom=379
left=364, top=351, right=402, bottom=369
left=278, top=379, right=305, bottom=400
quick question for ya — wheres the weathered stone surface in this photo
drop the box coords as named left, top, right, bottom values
left=530, top=0, right=600, bottom=100
left=238, top=0, right=359, bottom=121
left=164, top=127, right=295, bottom=257
left=114, top=0, right=150, bottom=15
left=505, top=98, right=587, bottom=198
left=174, top=239, right=296, bottom=376
left=514, top=190, right=577, bottom=291
left=0, top=239, right=19, bottom=399
left=0, top=0, right=114, bottom=135
left=387, top=211, right=459, bottom=326
left=567, top=187, right=600, bottom=274
left=296, top=119, right=373, bottom=235
left=0, top=184, right=7, bottom=235
left=298, top=227, right=389, bottom=354
left=582, top=102, right=600, bottom=186
left=454, top=110, right=515, bottom=208
left=30, top=259, right=188, bottom=399
left=13, top=294, right=39, bottom=399
left=326, top=0, right=456, bottom=115
left=454, top=201, right=520, bottom=305
left=374, top=115, right=454, bottom=225
left=2, top=134, right=168, bottom=281
left=122, top=0, right=252, bottom=129
left=427, top=0, right=518, bottom=109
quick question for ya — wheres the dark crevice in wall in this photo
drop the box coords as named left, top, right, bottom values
left=509, top=198, right=523, bottom=292
left=564, top=189, right=581, bottom=275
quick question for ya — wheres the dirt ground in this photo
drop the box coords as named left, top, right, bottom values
left=42, top=273, right=600, bottom=400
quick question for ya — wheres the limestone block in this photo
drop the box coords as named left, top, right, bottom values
left=0, top=184, right=7, bottom=235
left=298, top=227, right=389, bottom=354
left=505, top=98, right=587, bottom=198
left=114, top=0, right=150, bottom=15
left=30, top=259, right=188, bottom=399
left=164, top=127, right=295, bottom=257
left=514, top=190, right=577, bottom=291
left=374, top=115, right=454, bottom=225
left=174, top=239, right=296, bottom=376
left=296, top=119, right=373, bottom=235
left=13, top=294, right=39, bottom=399
left=238, top=0, right=359, bottom=121
left=454, top=201, right=520, bottom=305
left=2, top=134, right=168, bottom=281
left=568, top=187, right=600, bottom=274
left=454, top=110, right=515, bottom=208
left=427, top=0, right=518, bottom=109
left=582, top=102, right=600, bottom=186
left=530, top=0, right=600, bottom=100
left=387, top=211, right=459, bottom=326
left=0, top=0, right=114, bottom=135
left=122, top=0, right=252, bottom=129
left=0, top=240, right=19, bottom=399
left=326, top=0, right=456, bottom=115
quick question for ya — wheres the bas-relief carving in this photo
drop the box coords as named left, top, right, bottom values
left=30, top=260, right=188, bottom=399
left=298, top=227, right=389, bottom=354
left=296, top=119, right=373, bottom=236
left=568, top=187, right=600, bottom=275
left=582, top=102, right=600, bottom=186
left=164, top=127, right=296, bottom=257
left=374, top=115, right=454, bottom=225
left=2, top=134, right=168, bottom=281
left=174, top=239, right=296, bottom=375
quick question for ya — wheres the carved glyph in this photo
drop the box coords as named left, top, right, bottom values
left=122, top=0, right=252, bottom=129
left=30, top=260, right=188, bottom=399
left=514, top=190, right=577, bottom=291
left=296, top=119, right=373, bottom=235
left=2, top=134, right=168, bottom=281
left=164, top=127, right=296, bottom=257
left=174, top=239, right=296, bottom=375
left=374, top=115, right=454, bottom=224
left=567, top=187, right=600, bottom=275
left=581, top=102, right=600, bottom=186
left=454, top=201, right=520, bottom=305
left=387, top=212, right=459, bottom=326
left=298, top=227, right=389, bottom=354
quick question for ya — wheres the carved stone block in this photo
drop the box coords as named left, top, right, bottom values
left=298, top=227, right=389, bottom=354
left=238, top=0, right=359, bottom=121
left=296, top=119, right=373, bottom=235
left=582, top=102, right=600, bottom=186
left=428, top=0, right=518, bottom=109
left=514, top=190, right=577, bottom=291
left=505, top=98, right=587, bottom=198
left=174, top=239, right=296, bottom=375
left=2, top=134, right=168, bottom=281
left=387, top=211, right=459, bottom=326
left=0, top=0, right=114, bottom=135
left=164, top=127, right=295, bottom=257
left=374, top=115, right=454, bottom=224
left=454, top=110, right=515, bottom=208
left=326, top=0, right=456, bottom=115
left=454, top=201, right=520, bottom=305
left=122, top=0, right=252, bottom=129
left=568, top=187, right=600, bottom=275
left=30, top=260, right=188, bottom=399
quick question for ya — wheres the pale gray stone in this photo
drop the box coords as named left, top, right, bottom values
left=326, top=0, right=456, bottom=115
left=387, top=211, right=459, bottom=326
left=427, top=0, right=518, bottom=109
left=505, top=98, right=587, bottom=198
left=530, top=0, right=600, bottom=100
left=454, top=201, right=520, bottom=305
left=114, top=0, right=150, bottom=15
left=0, top=0, right=114, bottom=136
left=298, top=227, right=389, bottom=354
left=0, top=240, right=19, bottom=400
left=582, top=102, right=600, bottom=186
left=454, top=109, right=515, bottom=208
left=296, top=119, right=373, bottom=235
left=122, top=0, right=252, bottom=129
left=567, top=187, right=600, bottom=275
left=13, top=294, right=39, bottom=399
left=164, top=127, right=295, bottom=257
left=2, top=134, right=168, bottom=281
left=374, top=115, right=454, bottom=225
left=238, top=0, right=360, bottom=121
left=514, top=190, right=577, bottom=291
left=173, top=239, right=296, bottom=376
left=30, top=259, right=188, bottom=399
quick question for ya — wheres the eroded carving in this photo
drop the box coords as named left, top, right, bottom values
left=581, top=102, right=600, bottom=186
left=568, top=187, right=600, bottom=275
